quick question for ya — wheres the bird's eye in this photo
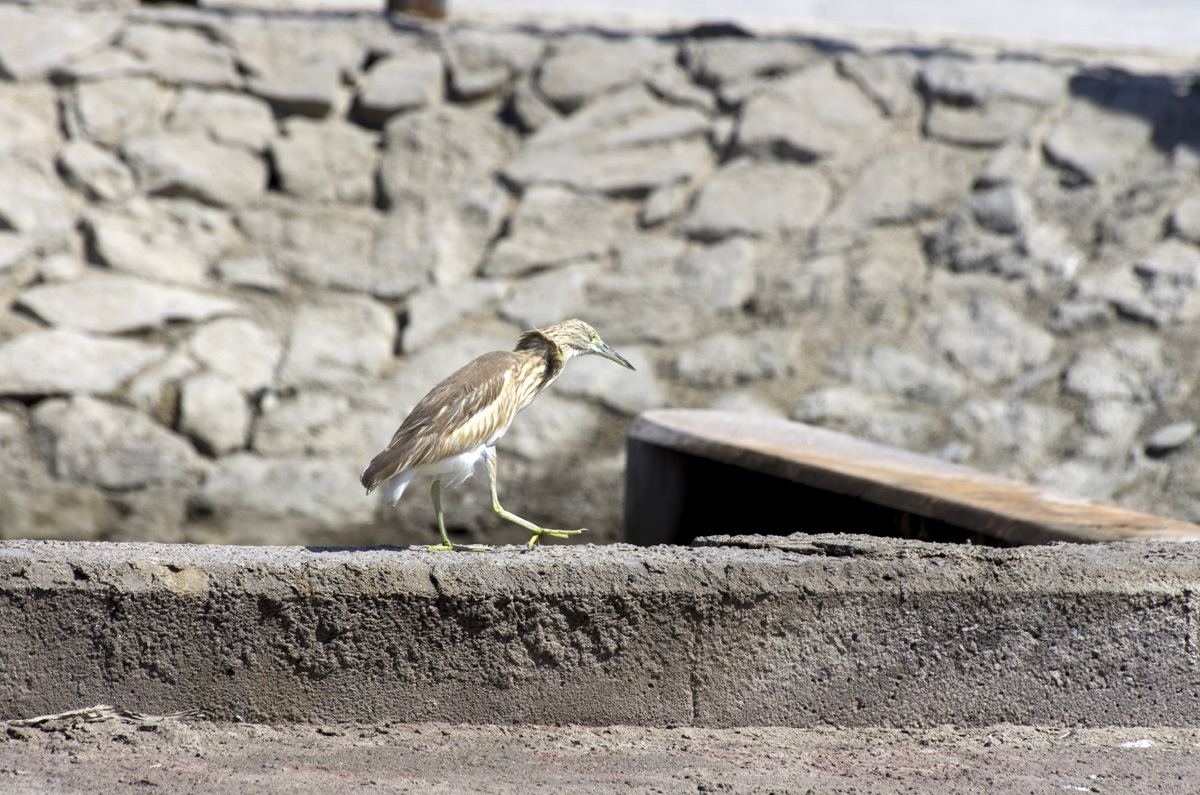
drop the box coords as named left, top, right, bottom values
left=590, top=332, right=599, bottom=342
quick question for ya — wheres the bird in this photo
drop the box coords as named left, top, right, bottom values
left=361, top=319, right=636, bottom=551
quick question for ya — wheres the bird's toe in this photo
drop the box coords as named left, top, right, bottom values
left=426, top=542, right=493, bottom=553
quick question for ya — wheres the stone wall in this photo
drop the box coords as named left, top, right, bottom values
left=2, top=2, right=1199, bottom=547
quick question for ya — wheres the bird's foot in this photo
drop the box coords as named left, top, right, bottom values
left=525, top=527, right=586, bottom=549
left=426, top=542, right=493, bottom=553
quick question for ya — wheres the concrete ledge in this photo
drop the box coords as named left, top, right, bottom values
left=2, top=536, right=1198, bottom=727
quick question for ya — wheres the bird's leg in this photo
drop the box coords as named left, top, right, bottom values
left=483, top=446, right=583, bottom=549
left=427, top=479, right=490, bottom=552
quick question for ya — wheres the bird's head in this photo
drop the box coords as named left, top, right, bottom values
left=533, top=319, right=636, bottom=370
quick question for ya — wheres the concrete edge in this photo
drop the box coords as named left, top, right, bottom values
left=2, top=536, right=1198, bottom=727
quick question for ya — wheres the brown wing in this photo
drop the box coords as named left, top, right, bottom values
left=360, top=351, right=521, bottom=492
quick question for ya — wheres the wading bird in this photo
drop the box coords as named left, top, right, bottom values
left=361, top=319, right=635, bottom=551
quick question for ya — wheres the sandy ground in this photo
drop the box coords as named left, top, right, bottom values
left=2, top=707, right=1199, bottom=794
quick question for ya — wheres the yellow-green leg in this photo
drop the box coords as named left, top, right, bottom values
left=483, top=446, right=583, bottom=549
left=427, top=479, right=490, bottom=552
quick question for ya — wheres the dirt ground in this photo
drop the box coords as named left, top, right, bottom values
left=1, top=707, right=1198, bottom=794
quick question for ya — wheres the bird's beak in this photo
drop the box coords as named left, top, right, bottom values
left=595, top=339, right=636, bottom=371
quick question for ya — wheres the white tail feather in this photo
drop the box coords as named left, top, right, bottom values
left=384, top=470, right=416, bottom=506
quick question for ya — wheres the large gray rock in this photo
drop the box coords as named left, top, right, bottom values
left=443, top=28, right=542, bottom=99
left=639, top=180, right=693, bottom=228
left=503, top=86, right=712, bottom=196
left=509, top=76, right=560, bottom=132
left=920, top=57, right=1066, bottom=106
left=0, top=330, right=164, bottom=397
left=252, top=391, right=394, bottom=460
left=1063, top=338, right=1162, bottom=404
left=118, top=23, right=239, bottom=88
left=406, top=279, right=511, bottom=352
left=86, top=201, right=240, bottom=285
left=838, top=51, right=921, bottom=117
left=498, top=264, right=595, bottom=331
left=213, top=254, right=287, bottom=293
left=237, top=202, right=380, bottom=293
left=357, top=51, right=444, bottom=127
left=925, top=99, right=1043, bottom=147
left=583, top=276, right=699, bottom=346
left=680, top=158, right=830, bottom=241
left=220, top=14, right=366, bottom=85
left=833, top=143, right=983, bottom=227
left=1083, top=399, right=1152, bottom=442
left=33, top=396, right=202, bottom=489
left=536, top=34, right=674, bottom=113
left=976, top=140, right=1039, bottom=187
left=926, top=295, right=1055, bottom=385
left=484, top=186, right=633, bottom=277
left=950, top=398, right=1074, bottom=469
left=968, top=184, right=1031, bottom=235
left=248, top=54, right=342, bottom=117
left=55, top=47, right=149, bottom=83
left=1043, top=99, right=1154, bottom=184
left=791, top=385, right=889, bottom=427
left=0, top=405, right=47, bottom=483
left=824, top=346, right=966, bottom=407
left=756, top=250, right=849, bottom=317
left=166, top=89, right=277, bottom=152
left=790, top=386, right=942, bottom=450
left=843, top=228, right=928, bottom=329
left=379, top=104, right=518, bottom=286
left=0, top=6, right=121, bottom=80
left=279, top=297, right=396, bottom=389
left=57, top=140, right=137, bottom=202
left=0, top=83, right=64, bottom=173
left=66, top=76, right=171, bottom=148
left=0, top=235, right=37, bottom=305
left=198, top=453, right=374, bottom=525
left=736, top=61, right=887, bottom=162
left=0, top=482, right=117, bottom=542
left=500, top=392, right=606, bottom=463
left=645, top=62, right=717, bottom=114
left=17, top=274, right=241, bottom=334
left=924, top=211, right=1022, bottom=277
left=123, top=349, right=201, bottom=426
left=0, top=162, right=76, bottom=253
left=122, top=134, right=268, bottom=207
left=681, top=37, right=818, bottom=90
left=106, top=486, right=188, bottom=544
left=225, top=15, right=361, bottom=118
left=272, top=117, right=379, bottom=204
left=179, top=372, right=250, bottom=455
left=1171, top=196, right=1200, bottom=244
left=1088, top=240, right=1200, bottom=327
left=1146, top=421, right=1198, bottom=455
left=187, top=318, right=283, bottom=394
left=86, top=211, right=208, bottom=284
left=677, top=237, right=758, bottom=312
left=673, top=329, right=800, bottom=388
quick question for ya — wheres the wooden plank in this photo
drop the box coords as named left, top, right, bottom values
left=626, top=409, right=1200, bottom=545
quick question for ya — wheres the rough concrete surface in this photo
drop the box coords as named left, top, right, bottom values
left=3, top=709, right=1200, bottom=794
left=3, top=536, right=1200, bottom=730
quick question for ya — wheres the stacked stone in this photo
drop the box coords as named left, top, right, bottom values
left=0, top=3, right=1198, bottom=547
